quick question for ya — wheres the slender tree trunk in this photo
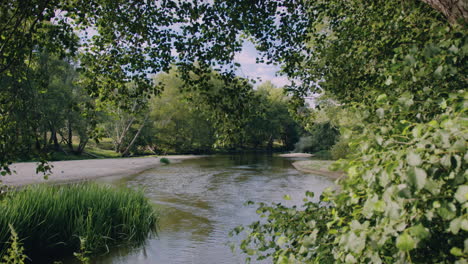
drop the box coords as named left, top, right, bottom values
left=267, top=135, right=274, bottom=151
left=76, top=137, right=89, bottom=155
left=121, top=114, right=149, bottom=157
left=35, top=129, right=42, bottom=152
left=115, top=116, right=136, bottom=152
left=67, top=119, right=74, bottom=152
left=420, top=0, right=467, bottom=23
left=50, top=127, right=60, bottom=151
left=43, top=130, right=47, bottom=149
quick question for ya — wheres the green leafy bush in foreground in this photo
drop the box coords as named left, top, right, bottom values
left=0, top=183, right=157, bottom=261
left=232, top=91, right=467, bottom=263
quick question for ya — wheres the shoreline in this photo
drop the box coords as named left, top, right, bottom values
left=292, top=160, right=344, bottom=180
left=1, top=155, right=204, bottom=187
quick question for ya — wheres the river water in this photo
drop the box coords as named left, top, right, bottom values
left=89, top=154, right=333, bottom=264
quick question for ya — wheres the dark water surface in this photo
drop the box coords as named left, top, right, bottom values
left=86, top=154, right=332, bottom=264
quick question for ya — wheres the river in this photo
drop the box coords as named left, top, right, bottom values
left=79, top=154, right=333, bottom=263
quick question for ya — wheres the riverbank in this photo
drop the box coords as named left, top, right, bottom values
left=1, top=155, right=204, bottom=186
left=292, top=160, right=344, bottom=179
left=277, top=153, right=314, bottom=158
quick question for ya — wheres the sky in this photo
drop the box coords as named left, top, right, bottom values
left=76, top=22, right=289, bottom=88
left=234, top=41, right=291, bottom=88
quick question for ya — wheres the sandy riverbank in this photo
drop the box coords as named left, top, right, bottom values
left=277, top=153, right=314, bottom=158
left=292, top=160, right=344, bottom=180
left=1, top=155, right=204, bottom=186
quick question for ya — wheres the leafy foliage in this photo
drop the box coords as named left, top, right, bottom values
left=294, top=122, right=339, bottom=153
left=330, top=138, right=350, bottom=160
left=233, top=91, right=467, bottom=263
left=1, top=225, right=26, bottom=264
left=227, top=0, right=467, bottom=263
left=160, top=157, right=170, bottom=165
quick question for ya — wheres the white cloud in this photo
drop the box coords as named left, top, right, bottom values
left=234, top=41, right=291, bottom=88
left=234, top=50, right=256, bottom=65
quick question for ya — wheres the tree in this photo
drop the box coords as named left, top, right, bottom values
left=0, top=0, right=261, bottom=170
left=0, top=0, right=180, bottom=172
left=224, top=0, right=467, bottom=263
left=421, top=0, right=467, bottom=23
left=148, top=70, right=216, bottom=154
left=242, top=82, right=300, bottom=151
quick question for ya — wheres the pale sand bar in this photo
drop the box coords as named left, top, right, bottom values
left=277, top=153, right=314, bottom=158
left=292, top=160, right=344, bottom=180
left=1, top=155, right=203, bottom=186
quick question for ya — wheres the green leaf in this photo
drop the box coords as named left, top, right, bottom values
left=407, top=151, right=422, bottom=166
left=454, top=185, right=468, bottom=203
left=450, top=247, right=463, bottom=257
left=424, top=179, right=442, bottom=195
left=396, top=232, right=415, bottom=251
left=439, top=99, right=447, bottom=109
left=449, top=217, right=461, bottom=234
left=283, top=194, right=291, bottom=201
left=434, top=65, right=443, bottom=77
left=408, top=224, right=430, bottom=239
left=461, top=219, right=468, bottom=231
left=408, top=167, right=427, bottom=191
left=348, top=166, right=359, bottom=178
left=276, top=236, right=287, bottom=246
left=376, top=108, right=385, bottom=119
left=450, top=139, right=466, bottom=152
left=385, top=76, right=393, bottom=86
left=376, top=94, right=388, bottom=102
left=437, top=202, right=456, bottom=220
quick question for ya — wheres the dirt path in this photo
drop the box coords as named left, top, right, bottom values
left=1, top=155, right=204, bottom=186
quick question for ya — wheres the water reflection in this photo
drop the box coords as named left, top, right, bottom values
left=88, top=154, right=333, bottom=263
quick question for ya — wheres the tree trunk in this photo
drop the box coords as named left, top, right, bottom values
left=121, top=114, right=149, bottom=157
left=43, top=130, right=47, bottom=149
left=35, top=130, right=42, bottom=152
left=267, top=135, right=274, bottom=151
left=115, top=116, right=136, bottom=152
left=50, top=127, right=60, bottom=151
left=75, top=137, right=89, bottom=155
left=420, top=0, right=467, bottom=24
left=67, top=119, right=74, bottom=152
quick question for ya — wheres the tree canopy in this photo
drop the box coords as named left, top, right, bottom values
left=0, top=1, right=467, bottom=262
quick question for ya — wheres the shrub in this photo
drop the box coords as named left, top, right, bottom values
left=312, top=150, right=332, bottom=160
left=0, top=183, right=157, bottom=261
left=160, top=157, right=170, bottom=165
left=232, top=91, right=467, bottom=263
left=295, top=122, right=339, bottom=153
left=330, top=138, right=349, bottom=160
left=1, top=225, right=27, bottom=264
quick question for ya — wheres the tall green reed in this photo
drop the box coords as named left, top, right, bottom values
left=0, top=183, right=157, bottom=260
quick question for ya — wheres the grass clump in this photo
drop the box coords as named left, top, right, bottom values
left=159, top=157, right=170, bottom=165
left=0, top=183, right=157, bottom=261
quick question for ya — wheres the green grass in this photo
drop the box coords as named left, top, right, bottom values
left=0, top=183, right=157, bottom=260
left=50, top=145, right=121, bottom=161
left=86, top=146, right=121, bottom=158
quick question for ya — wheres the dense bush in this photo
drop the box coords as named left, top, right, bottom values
left=0, top=183, right=157, bottom=261
left=295, top=122, right=339, bottom=153
left=330, top=138, right=350, bottom=160
left=233, top=91, right=467, bottom=263
left=229, top=0, right=467, bottom=262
